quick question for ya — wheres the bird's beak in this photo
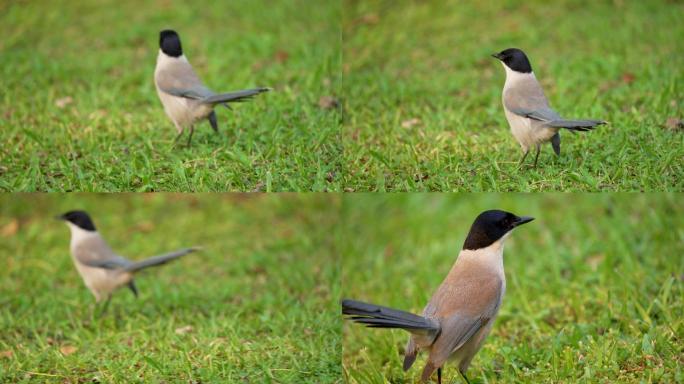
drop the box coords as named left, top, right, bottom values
left=55, top=214, right=65, bottom=221
left=491, top=53, right=503, bottom=60
left=513, top=216, right=534, bottom=227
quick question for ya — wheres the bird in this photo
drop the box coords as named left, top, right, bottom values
left=154, top=29, right=270, bottom=146
left=492, top=48, right=605, bottom=167
left=57, top=210, right=200, bottom=314
left=342, top=210, right=534, bottom=384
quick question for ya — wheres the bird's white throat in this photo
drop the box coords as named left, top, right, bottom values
left=157, top=49, right=189, bottom=64
left=459, top=235, right=509, bottom=277
left=502, top=63, right=536, bottom=86
left=66, top=222, right=100, bottom=247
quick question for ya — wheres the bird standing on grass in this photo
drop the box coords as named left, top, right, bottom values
left=342, top=210, right=534, bottom=383
left=154, top=29, right=270, bottom=146
left=57, top=210, right=200, bottom=315
left=492, top=48, right=605, bottom=167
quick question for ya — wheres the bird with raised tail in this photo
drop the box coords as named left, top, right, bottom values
left=342, top=210, right=534, bottom=383
left=155, top=29, right=270, bottom=146
left=492, top=48, right=605, bottom=167
left=57, top=210, right=200, bottom=313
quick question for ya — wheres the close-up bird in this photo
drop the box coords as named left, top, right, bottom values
left=492, top=48, right=606, bottom=167
left=154, top=29, right=270, bottom=146
left=57, top=210, right=200, bottom=313
left=342, top=210, right=534, bottom=383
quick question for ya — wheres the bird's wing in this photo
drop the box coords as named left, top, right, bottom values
left=155, top=60, right=214, bottom=100
left=72, top=236, right=131, bottom=270
left=503, top=76, right=562, bottom=123
left=424, top=273, right=503, bottom=352
left=436, top=314, right=491, bottom=354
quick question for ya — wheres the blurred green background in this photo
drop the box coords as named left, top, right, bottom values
left=341, top=194, right=683, bottom=382
left=342, top=0, right=683, bottom=191
left=0, top=194, right=341, bottom=382
left=0, top=0, right=341, bottom=192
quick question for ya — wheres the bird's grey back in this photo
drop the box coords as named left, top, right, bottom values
left=503, top=75, right=561, bottom=122
left=72, top=236, right=130, bottom=268
left=155, top=58, right=214, bottom=100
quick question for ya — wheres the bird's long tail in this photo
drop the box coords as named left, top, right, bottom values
left=125, top=247, right=201, bottom=273
left=202, top=88, right=270, bottom=105
left=342, top=299, right=439, bottom=332
left=545, top=119, right=605, bottom=132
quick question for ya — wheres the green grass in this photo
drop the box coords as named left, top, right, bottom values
left=342, top=0, right=684, bottom=191
left=0, top=194, right=341, bottom=382
left=0, top=0, right=341, bottom=192
left=341, top=194, right=684, bottom=383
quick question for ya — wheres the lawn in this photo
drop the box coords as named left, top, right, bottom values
left=340, top=194, right=683, bottom=383
left=0, top=0, right=341, bottom=192
left=342, top=0, right=684, bottom=191
left=0, top=194, right=341, bottom=382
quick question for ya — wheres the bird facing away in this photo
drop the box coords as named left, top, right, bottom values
left=57, top=210, right=200, bottom=312
left=154, top=29, right=270, bottom=146
left=492, top=48, right=605, bottom=167
left=342, top=210, right=534, bottom=384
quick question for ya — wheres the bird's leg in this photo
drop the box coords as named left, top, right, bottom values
left=97, top=295, right=112, bottom=318
left=459, top=371, right=471, bottom=384
left=533, top=144, right=541, bottom=168
left=437, top=367, right=442, bottom=384
left=186, top=125, right=195, bottom=147
left=518, top=149, right=530, bottom=168
left=172, top=131, right=184, bottom=148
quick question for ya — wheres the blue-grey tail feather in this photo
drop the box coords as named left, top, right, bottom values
left=125, top=247, right=200, bottom=273
left=203, top=88, right=270, bottom=105
left=342, top=299, right=438, bottom=331
left=546, top=119, right=605, bottom=131
left=127, top=280, right=138, bottom=297
left=208, top=111, right=218, bottom=133
left=551, top=133, right=561, bottom=156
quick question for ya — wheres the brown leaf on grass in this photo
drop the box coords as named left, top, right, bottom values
left=1, top=219, right=18, bottom=237
left=0, top=350, right=13, bottom=358
left=318, top=96, right=339, bottom=110
left=664, top=117, right=683, bottom=131
left=586, top=253, right=605, bottom=271
left=621, top=72, right=636, bottom=84
left=55, top=96, right=73, bottom=109
left=251, top=181, right=266, bottom=192
left=175, top=325, right=193, bottom=335
left=59, top=345, right=77, bottom=355
left=89, top=109, right=108, bottom=120
left=355, top=13, right=379, bottom=26
left=134, top=221, right=155, bottom=233
left=274, top=50, right=289, bottom=64
left=401, top=118, right=421, bottom=128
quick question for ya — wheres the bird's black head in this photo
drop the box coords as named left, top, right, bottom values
left=462, top=210, right=534, bottom=250
left=492, top=48, right=532, bottom=73
left=159, top=29, right=182, bottom=57
left=57, top=210, right=96, bottom=231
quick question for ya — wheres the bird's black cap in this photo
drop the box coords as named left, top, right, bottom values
left=57, top=210, right=97, bottom=232
left=159, top=29, right=182, bottom=57
left=462, top=210, right=534, bottom=250
left=492, top=48, right=533, bottom=73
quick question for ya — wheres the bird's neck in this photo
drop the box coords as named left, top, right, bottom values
left=156, top=50, right=189, bottom=68
left=67, top=223, right=100, bottom=248
left=503, top=65, right=536, bottom=87
left=454, top=236, right=507, bottom=278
